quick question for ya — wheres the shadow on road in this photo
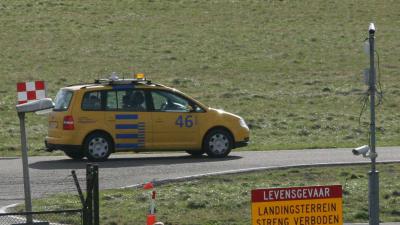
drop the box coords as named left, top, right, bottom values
left=29, top=155, right=242, bottom=170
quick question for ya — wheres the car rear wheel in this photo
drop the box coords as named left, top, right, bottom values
left=64, top=150, right=84, bottom=160
left=185, top=150, right=205, bottom=157
left=84, top=132, right=112, bottom=162
left=203, top=129, right=233, bottom=158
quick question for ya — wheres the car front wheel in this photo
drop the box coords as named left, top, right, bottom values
left=84, top=132, right=113, bottom=162
left=203, top=129, right=233, bottom=158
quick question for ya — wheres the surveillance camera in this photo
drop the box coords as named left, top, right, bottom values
left=352, top=145, right=370, bottom=156
left=369, top=23, right=375, bottom=34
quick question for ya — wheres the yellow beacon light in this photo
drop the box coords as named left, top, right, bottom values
left=134, top=73, right=145, bottom=80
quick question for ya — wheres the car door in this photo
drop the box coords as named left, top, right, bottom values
left=76, top=90, right=105, bottom=136
left=149, top=89, right=200, bottom=149
left=103, top=87, right=152, bottom=151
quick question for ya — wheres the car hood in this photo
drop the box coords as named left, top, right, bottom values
left=208, top=107, right=242, bottom=120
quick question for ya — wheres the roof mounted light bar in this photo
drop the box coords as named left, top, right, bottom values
left=93, top=78, right=152, bottom=85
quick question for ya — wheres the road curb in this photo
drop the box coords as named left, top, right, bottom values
left=122, top=160, right=400, bottom=188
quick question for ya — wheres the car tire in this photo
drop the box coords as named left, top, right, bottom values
left=203, top=129, right=233, bottom=158
left=64, top=150, right=85, bottom=160
left=185, top=150, right=205, bottom=157
left=84, top=132, right=113, bottom=162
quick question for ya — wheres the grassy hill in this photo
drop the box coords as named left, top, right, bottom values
left=1, top=0, right=400, bottom=155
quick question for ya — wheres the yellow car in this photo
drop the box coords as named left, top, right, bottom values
left=45, top=74, right=250, bottom=161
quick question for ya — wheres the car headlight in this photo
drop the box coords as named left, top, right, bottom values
left=239, top=117, right=248, bottom=129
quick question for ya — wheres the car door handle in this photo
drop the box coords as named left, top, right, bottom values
left=155, top=119, right=163, bottom=123
left=106, top=116, right=115, bottom=122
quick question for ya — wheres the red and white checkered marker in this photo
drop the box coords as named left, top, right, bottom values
left=16, top=81, right=46, bottom=104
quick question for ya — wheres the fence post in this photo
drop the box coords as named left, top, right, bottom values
left=86, top=164, right=93, bottom=225
left=72, top=170, right=85, bottom=206
left=93, top=165, right=99, bottom=225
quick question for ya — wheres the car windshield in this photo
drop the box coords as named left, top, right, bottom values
left=53, top=89, right=73, bottom=111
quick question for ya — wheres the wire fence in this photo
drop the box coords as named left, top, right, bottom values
left=0, top=164, right=100, bottom=225
left=0, top=209, right=83, bottom=225
left=0, top=170, right=87, bottom=225
left=0, top=171, right=86, bottom=206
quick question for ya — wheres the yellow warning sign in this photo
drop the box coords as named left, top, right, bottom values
left=251, top=185, right=343, bottom=225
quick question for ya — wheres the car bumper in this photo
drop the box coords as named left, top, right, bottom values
left=234, top=137, right=249, bottom=148
left=45, top=140, right=81, bottom=152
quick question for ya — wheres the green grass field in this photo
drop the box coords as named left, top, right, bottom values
left=15, top=163, right=400, bottom=224
left=1, top=0, right=400, bottom=155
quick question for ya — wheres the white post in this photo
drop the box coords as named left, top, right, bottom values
left=18, top=112, right=33, bottom=224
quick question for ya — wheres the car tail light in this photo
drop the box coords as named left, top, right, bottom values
left=63, top=115, right=74, bottom=130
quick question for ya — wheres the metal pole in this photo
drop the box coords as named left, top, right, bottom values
left=368, top=23, right=379, bottom=225
left=18, top=112, right=33, bottom=224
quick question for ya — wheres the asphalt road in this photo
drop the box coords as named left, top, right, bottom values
left=1, top=147, right=399, bottom=210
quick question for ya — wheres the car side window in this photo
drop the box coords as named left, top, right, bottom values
left=121, top=90, right=147, bottom=111
left=151, top=90, right=191, bottom=112
left=106, top=89, right=147, bottom=112
left=82, top=91, right=102, bottom=111
left=54, top=89, right=73, bottom=111
left=106, top=91, right=118, bottom=110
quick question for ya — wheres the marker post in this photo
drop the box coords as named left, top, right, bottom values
left=147, top=190, right=156, bottom=225
left=143, top=182, right=157, bottom=225
left=16, top=97, right=54, bottom=224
